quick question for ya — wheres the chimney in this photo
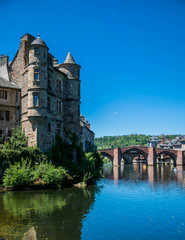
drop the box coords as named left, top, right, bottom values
left=0, top=55, right=10, bottom=81
left=161, top=137, right=164, bottom=144
left=53, top=58, right=58, bottom=66
left=86, top=120, right=90, bottom=130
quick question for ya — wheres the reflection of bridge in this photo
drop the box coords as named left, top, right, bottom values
left=99, top=146, right=185, bottom=166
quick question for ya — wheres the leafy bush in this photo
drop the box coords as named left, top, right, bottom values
left=8, top=126, right=27, bottom=150
left=82, top=152, right=103, bottom=184
left=50, top=135, right=103, bottom=185
left=0, top=146, right=45, bottom=170
left=33, top=161, right=67, bottom=189
left=3, top=159, right=33, bottom=190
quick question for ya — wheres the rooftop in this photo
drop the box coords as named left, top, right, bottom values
left=31, top=34, right=47, bottom=47
left=0, top=77, right=20, bottom=89
left=64, top=51, right=76, bottom=64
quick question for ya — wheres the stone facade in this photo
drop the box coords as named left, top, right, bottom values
left=80, top=115, right=95, bottom=151
left=0, top=55, right=21, bottom=140
left=0, top=33, right=94, bottom=151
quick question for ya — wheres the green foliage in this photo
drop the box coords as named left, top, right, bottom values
left=3, top=159, right=33, bottom=190
left=0, top=126, right=46, bottom=179
left=82, top=152, right=103, bottom=184
left=8, top=126, right=27, bottom=150
left=33, top=161, right=67, bottom=189
left=95, top=134, right=180, bottom=150
left=2, top=160, right=68, bottom=190
left=51, top=135, right=84, bottom=167
left=2, top=191, right=66, bottom=219
left=50, top=135, right=103, bottom=185
left=0, top=146, right=45, bottom=175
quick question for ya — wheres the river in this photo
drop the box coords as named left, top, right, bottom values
left=1, top=163, right=185, bottom=240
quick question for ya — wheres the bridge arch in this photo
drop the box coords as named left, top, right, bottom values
left=121, top=147, right=148, bottom=164
left=156, top=151, right=176, bottom=166
left=100, top=151, right=113, bottom=163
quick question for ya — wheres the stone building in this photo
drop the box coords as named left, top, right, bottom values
left=0, top=33, right=95, bottom=151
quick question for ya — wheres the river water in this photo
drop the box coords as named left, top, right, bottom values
left=1, top=163, right=185, bottom=240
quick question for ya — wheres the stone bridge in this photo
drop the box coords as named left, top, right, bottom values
left=99, top=146, right=185, bottom=166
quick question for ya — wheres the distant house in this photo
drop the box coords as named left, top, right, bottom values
left=147, top=136, right=161, bottom=148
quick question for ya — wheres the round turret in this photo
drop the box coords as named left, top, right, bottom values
left=31, top=34, right=47, bottom=47
left=59, top=51, right=81, bottom=79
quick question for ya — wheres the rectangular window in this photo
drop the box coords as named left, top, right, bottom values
left=78, top=84, right=80, bottom=97
left=56, top=129, right=61, bottom=136
left=48, top=74, right=52, bottom=91
left=59, top=102, right=61, bottom=113
left=0, top=111, right=4, bottom=120
left=6, top=111, right=10, bottom=121
left=33, top=95, right=38, bottom=107
left=57, top=101, right=61, bottom=113
left=78, top=105, right=80, bottom=116
left=57, top=123, right=61, bottom=129
left=48, top=123, right=51, bottom=132
left=0, top=91, right=7, bottom=99
left=35, top=48, right=39, bottom=54
left=0, top=130, right=3, bottom=143
left=0, top=111, right=9, bottom=121
left=34, top=69, right=39, bottom=81
left=57, top=79, right=61, bottom=91
left=48, top=97, right=50, bottom=111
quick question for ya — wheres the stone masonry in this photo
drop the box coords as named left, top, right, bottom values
left=0, top=33, right=95, bottom=151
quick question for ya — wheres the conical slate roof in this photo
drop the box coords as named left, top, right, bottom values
left=64, top=51, right=76, bottom=64
left=31, top=34, right=46, bottom=47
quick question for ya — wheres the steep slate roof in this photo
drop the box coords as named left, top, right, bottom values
left=64, top=51, right=76, bottom=64
left=0, top=77, right=20, bottom=89
left=173, top=141, right=182, bottom=146
left=31, top=34, right=47, bottom=47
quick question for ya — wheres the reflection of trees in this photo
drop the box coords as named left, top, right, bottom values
left=3, top=191, right=66, bottom=218
left=0, top=186, right=100, bottom=240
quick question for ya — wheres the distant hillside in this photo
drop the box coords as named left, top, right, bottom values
left=95, top=134, right=179, bottom=150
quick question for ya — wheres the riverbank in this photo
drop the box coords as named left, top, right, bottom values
left=0, top=128, right=103, bottom=191
left=1, top=164, right=185, bottom=240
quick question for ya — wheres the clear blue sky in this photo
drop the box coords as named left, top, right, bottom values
left=1, top=0, right=185, bottom=137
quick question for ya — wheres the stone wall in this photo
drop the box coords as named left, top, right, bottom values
left=1, top=33, right=95, bottom=152
left=0, top=87, right=21, bottom=138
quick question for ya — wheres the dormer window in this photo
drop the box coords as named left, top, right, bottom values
left=34, top=69, right=39, bottom=81
left=35, top=48, right=39, bottom=54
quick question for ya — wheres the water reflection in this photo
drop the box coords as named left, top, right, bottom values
left=0, top=187, right=100, bottom=240
left=104, top=163, right=185, bottom=187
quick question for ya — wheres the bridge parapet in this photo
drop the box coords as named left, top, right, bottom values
left=99, top=146, right=185, bottom=166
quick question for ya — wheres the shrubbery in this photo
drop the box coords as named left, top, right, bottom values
left=0, top=127, right=45, bottom=179
left=3, top=159, right=33, bottom=190
left=0, top=127, right=103, bottom=190
left=33, top=162, right=67, bottom=189
left=3, top=160, right=67, bottom=190
left=50, top=135, right=103, bottom=185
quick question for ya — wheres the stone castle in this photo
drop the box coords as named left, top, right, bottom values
left=0, top=33, right=94, bottom=151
